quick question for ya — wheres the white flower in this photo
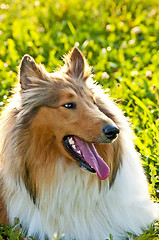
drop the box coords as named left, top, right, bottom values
left=146, top=70, right=152, bottom=79
left=131, top=70, right=138, bottom=77
left=102, top=72, right=110, bottom=80
left=131, top=26, right=141, bottom=34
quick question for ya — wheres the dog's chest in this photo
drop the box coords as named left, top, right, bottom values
left=39, top=171, right=110, bottom=239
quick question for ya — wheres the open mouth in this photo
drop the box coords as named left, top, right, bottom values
left=63, top=136, right=110, bottom=180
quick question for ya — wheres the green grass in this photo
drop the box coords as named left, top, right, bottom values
left=0, top=0, right=159, bottom=239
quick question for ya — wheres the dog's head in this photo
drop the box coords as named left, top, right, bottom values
left=19, top=48, right=119, bottom=180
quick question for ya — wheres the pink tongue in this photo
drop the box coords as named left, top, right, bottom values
left=74, top=137, right=110, bottom=180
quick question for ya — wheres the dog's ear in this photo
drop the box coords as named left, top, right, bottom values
left=64, top=47, right=92, bottom=80
left=19, top=55, right=47, bottom=90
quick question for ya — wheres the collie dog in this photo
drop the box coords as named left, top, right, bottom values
left=0, top=47, right=158, bottom=240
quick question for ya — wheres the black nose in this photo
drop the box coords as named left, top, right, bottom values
left=102, top=124, right=119, bottom=141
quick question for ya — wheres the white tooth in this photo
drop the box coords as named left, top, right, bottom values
left=72, top=145, right=76, bottom=150
left=77, top=150, right=81, bottom=155
left=69, top=138, right=74, bottom=145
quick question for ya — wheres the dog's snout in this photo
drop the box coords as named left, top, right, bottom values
left=102, top=124, right=119, bottom=141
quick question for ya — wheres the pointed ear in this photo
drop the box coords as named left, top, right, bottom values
left=64, top=47, right=92, bottom=80
left=19, top=55, right=45, bottom=90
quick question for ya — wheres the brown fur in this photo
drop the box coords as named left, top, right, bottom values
left=0, top=47, right=124, bottom=224
left=0, top=184, right=9, bottom=225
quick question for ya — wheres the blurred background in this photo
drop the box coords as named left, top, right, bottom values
left=0, top=0, right=159, bottom=200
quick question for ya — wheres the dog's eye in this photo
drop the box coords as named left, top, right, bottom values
left=63, top=103, right=76, bottom=109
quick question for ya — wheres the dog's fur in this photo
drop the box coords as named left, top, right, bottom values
left=0, top=48, right=158, bottom=240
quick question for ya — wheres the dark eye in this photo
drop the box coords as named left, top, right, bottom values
left=63, top=102, right=76, bottom=109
